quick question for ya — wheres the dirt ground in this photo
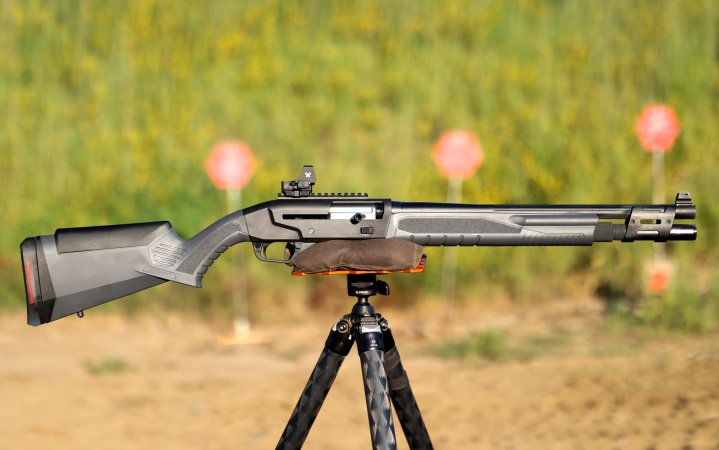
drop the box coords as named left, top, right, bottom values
left=1, top=298, right=718, bottom=450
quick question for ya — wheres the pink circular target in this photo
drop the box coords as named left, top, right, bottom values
left=205, top=141, right=256, bottom=189
left=635, top=104, right=680, bottom=153
left=432, top=131, right=484, bottom=179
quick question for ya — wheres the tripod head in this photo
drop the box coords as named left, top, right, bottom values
left=347, top=274, right=390, bottom=317
left=347, top=274, right=390, bottom=298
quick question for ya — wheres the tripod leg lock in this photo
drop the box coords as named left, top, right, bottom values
left=325, top=320, right=354, bottom=356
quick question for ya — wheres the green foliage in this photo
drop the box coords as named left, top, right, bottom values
left=433, top=330, right=570, bottom=362
left=611, top=265, right=719, bottom=333
left=83, top=356, right=129, bottom=375
left=641, top=288, right=718, bottom=333
left=0, top=0, right=716, bottom=320
left=435, top=330, right=510, bottom=361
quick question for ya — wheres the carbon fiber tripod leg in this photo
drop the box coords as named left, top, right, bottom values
left=381, top=323, right=434, bottom=450
left=276, top=321, right=354, bottom=450
left=358, top=317, right=398, bottom=450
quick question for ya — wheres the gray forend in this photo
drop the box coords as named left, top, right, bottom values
left=388, top=204, right=598, bottom=246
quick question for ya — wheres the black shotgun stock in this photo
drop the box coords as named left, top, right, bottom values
left=20, top=165, right=697, bottom=325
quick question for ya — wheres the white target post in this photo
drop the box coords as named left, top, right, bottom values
left=635, top=104, right=681, bottom=294
left=205, top=141, right=256, bottom=340
left=432, top=131, right=484, bottom=306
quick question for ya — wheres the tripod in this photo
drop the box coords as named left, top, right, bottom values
left=276, top=273, right=434, bottom=450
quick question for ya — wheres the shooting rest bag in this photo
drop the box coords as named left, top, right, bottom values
left=291, top=239, right=424, bottom=274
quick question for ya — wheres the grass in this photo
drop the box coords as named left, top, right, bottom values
left=1, top=1, right=717, bottom=327
left=602, top=262, right=719, bottom=333
left=435, top=330, right=510, bottom=362
left=83, top=357, right=129, bottom=376
left=433, top=329, right=570, bottom=363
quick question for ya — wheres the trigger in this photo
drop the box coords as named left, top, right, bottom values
left=284, top=243, right=296, bottom=261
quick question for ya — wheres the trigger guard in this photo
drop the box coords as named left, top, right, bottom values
left=252, top=242, right=296, bottom=264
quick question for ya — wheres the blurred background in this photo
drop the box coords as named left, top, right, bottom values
left=1, top=1, right=718, bottom=449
